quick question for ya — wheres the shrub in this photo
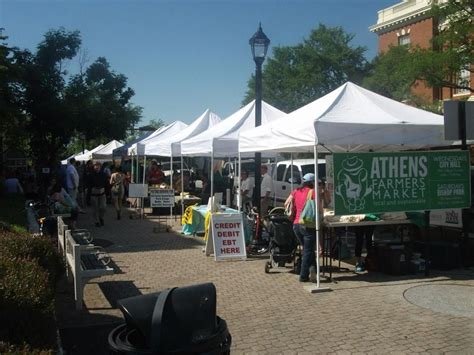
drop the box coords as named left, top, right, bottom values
left=0, top=194, right=27, bottom=229
left=0, top=231, right=64, bottom=286
left=0, top=341, right=55, bottom=354
left=0, top=257, right=57, bottom=349
left=0, top=229, right=63, bottom=351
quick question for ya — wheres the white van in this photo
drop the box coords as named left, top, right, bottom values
left=271, top=159, right=326, bottom=205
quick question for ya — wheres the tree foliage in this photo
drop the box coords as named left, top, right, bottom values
left=363, top=45, right=417, bottom=101
left=243, top=24, right=370, bottom=112
left=366, top=0, right=474, bottom=100
left=412, top=0, right=473, bottom=92
left=0, top=28, right=143, bottom=169
left=0, top=31, right=29, bottom=169
left=66, top=57, right=141, bottom=144
left=22, top=28, right=81, bottom=168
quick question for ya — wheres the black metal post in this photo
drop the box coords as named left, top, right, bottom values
left=254, top=61, right=262, bottom=211
left=249, top=23, right=269, bottom=212
left=459, top=101, right=469, bottom=268
left=424, top=210, right=431, bottom=276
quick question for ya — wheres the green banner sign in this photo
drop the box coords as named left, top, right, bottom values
left=333, top=151, right=471, bottom=215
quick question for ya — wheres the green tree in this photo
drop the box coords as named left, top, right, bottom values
left=363, top=45, right=417, bottom=101
left=0, top=31, right=29, bottom=172
left=22, top=28, right=81, bottom=168
left=66, top=57, right=141, bottom=146
left=148, top=118, right=165, bottom=129
left=412, top=0, right=473, bottom=93
left=124, top=118, right=164, bottom=142
left=243, top=24, right=370, bottom=112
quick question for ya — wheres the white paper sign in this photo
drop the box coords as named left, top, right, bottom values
left=211, top=213, right=247, bottom=261
left=430, top=209, right=463, bottom=228
left=129, top=183, right=148, bottom=198
left=150, top=189, right=175, bottom=207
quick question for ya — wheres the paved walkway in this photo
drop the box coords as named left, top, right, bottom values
left=56, top=205, right=474, bottom=354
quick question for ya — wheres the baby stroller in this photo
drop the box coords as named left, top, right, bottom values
left=264, top=211, right=299, bottom=273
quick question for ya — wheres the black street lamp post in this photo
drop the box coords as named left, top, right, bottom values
left=249, top=23, right=270, bottom=212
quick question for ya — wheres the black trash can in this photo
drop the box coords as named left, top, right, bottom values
left=108, top=282, right=231, bottom=354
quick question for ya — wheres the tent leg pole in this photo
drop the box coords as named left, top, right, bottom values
left=210, top=153, right=214, bottom=203
left=304, top=144, right=331, bottom=294
left=238, top=152, right=242, bottom=211
left=170, top=154, right=173, bottom=219
left=181, top=155, right=184, bottom=216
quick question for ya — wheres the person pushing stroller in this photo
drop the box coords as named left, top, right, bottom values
left=285, top=173, right=331, bottom=283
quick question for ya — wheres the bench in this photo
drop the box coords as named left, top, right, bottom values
left=57, top=217, right=93, bottom=255
left=65, top=229, right=114, bottom=310
left=58, top=218, right=114, bottom=310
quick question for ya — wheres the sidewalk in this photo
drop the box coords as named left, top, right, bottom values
left=56, top=204, right=474, bottom=354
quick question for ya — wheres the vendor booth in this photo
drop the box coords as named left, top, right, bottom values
left=144, top=109, right=222, bottom=210
left=181, top=100, right=286, bottom=198
left=239, top=82, right=458, bottom=289
left=128, top=111, right=222, bottom=217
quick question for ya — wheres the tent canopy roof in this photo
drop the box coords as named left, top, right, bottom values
left=181, top=100, right=286, bottom=157
left=239, top=82, right=450, bottom=153
left=144, top=109, right=222, bottom=157
left=92, top=140, right=123, bottom=159
left=112, top=130, right=155, bottom=157
left=74, top=144, right=105, bottom=162
left=127, top=121, right=188, bottom=156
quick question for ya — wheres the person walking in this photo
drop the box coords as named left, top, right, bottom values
left=66, top=158, right=80, bottom=203
left=285, top=173, right=330, bottom=283
left=84, top=160, right=94, bottom=206
left=110, top=166, right=125, bottom=220
left=90, top=162, right=108, bottom=227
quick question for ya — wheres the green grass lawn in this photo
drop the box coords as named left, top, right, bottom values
left=0, top=194, right=27, bottom=232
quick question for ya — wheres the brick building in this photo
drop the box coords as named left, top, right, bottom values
left=370, top=0, right=473, bottom=103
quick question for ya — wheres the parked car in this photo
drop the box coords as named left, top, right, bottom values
left=271, top=159, right=326, bottom=205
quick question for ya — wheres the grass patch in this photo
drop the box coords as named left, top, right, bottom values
left=0, top=194, right=27, bottom=232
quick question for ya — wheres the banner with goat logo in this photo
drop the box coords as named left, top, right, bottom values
left=333, top=151, right=470, bottom=215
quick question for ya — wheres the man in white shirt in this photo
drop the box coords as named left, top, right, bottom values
left=260, top=165, right=273, bottom=215
left=66, top=158, right=80, bottom=202
left=240, top=169, right=254, bottom=211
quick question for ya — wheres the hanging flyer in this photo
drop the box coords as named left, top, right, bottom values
left=211, top=213, right=247, bottom=261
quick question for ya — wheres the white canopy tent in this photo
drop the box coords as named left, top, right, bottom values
left=181, top=100, right=286, bottom=157
left=73, top=144, right=105, bottom=162
left=181, top=100, right=286, bottom=198
left=128, top=121, right=188, bottom=156
left=239, top=82, right=451, bottom=291
left=92, top=140, right=124, bottom=160
left=112, top=131, right=155, bottom=159
left=145, top=109, right=222, bottom=157
left=239, top=82, right=448, bottom=154
left=61, top=150, right=89, bottom=165
left=144, top=109, right=222, bottom=212
left=126, top=121, right=189, bottom=192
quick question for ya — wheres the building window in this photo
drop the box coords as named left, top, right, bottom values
left=398, top=34, right=410, bottom=46
left=454, top=67, right=471, bottom=95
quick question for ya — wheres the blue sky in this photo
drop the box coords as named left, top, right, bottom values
left=1, top=0, right=396, bottom=126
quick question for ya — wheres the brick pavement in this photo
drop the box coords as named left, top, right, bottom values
left=56, top=204, right=474, bottom=354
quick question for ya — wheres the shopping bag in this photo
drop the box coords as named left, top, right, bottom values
left=299, top=189, right=316, bottom=228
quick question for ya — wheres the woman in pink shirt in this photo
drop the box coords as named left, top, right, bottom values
left=285, top=173, right=330, bottom=282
